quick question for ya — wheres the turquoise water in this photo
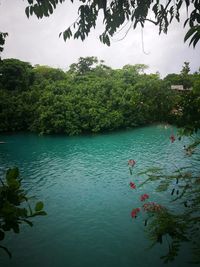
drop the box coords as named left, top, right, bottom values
left=0, top=125, right=198, bottom=267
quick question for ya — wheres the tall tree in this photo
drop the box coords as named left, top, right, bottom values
left=180, top=61, right=190, bottom=76
left=69, top=56, right=98, bottom=75
left=0, top=58, right=33, bottom=91
left=180, top=62, right=193, bottom=89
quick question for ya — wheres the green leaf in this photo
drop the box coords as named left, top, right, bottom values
left=30, top=211, right=47, bottom=217
left=0, top=245, right=12, bottom=258
left=184, top=27, right=196, bottom=42
left=8, top=179, right=20, bottom=190
left=6, top=168, right=20, bottom=189
left=35, top=201, right=44, bottom=212
left=25, top=7, right=30, bottom=18
left=156, top=181, right=171, bottom=192
left=0, top=230, right=5, bottom=241
left=13, top=224, right=20, bottom=233
left=48, top=3, right=53, bottom=14
left=192, top=31, right=200, bottom=48
left=49, top=0, right=56, bottom=9
left=6, top=167, right=19, bottom=181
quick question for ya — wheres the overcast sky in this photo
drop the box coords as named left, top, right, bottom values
left=0, top=0, right=199, bottom=77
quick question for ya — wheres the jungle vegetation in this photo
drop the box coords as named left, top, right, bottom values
left=0, top=57, right=199, bottom=135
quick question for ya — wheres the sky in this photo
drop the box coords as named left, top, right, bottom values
left=0, top=0, right=199, bottom=77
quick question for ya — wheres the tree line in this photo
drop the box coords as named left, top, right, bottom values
left=0, top=57, right=199, bottom=135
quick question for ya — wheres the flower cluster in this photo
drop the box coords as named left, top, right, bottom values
left=128, top=159, right=136, bottom=167
left=170, top=134, right=176, bottom=143
left=128, top=159, right=163, bottom=223
left=140, top=194, right=149, bottom=201
left=143, top=202, right=163, bottom=212
left=130, top=182, right=136, bottom=189
left=128, top=159, right=136, bottom=175
left=131, top=208, right=140, bottom=218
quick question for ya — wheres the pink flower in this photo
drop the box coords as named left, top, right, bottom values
left=130, top=182, right=136, bottom=189
left=131, top=208, right=140, bottom=218
left=170, top=134, right=176, bottom=143
left=143, top=202, right=163, bottom=212
left=140, top=194, right=149, bottom=201
left=128, top=159, right=136, bottom=167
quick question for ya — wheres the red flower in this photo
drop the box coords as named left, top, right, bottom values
left=131, top=208, right=140, bottom=218
left=128, top=159, right=136, bottom=167
left=140, top=194, right=149, bottom=201
left=130, top=182, right=136, bottom=189
left=170, top=134, right=176, bottom=143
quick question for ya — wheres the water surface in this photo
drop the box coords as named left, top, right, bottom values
left=0, top=125, right=197, bottom=267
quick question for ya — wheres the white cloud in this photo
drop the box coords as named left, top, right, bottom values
left=0, top=0, right=199, bottom=77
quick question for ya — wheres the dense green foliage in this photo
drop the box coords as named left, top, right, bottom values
left=0, top=57, right=199, bottom=135
left=25, top=0, right=200, bottom=47
left=0, top=167, right=46, bottom=258
left=0, top=59, right=33, bottom=91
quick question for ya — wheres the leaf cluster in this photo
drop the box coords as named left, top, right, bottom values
left=146, top=209, right=189, bottom=263
left=0, top=167, right=46, bottom=258
left=25, top=0, right=66, bottom=19
left=25, top=0, right=200, bottom=47
left=140, top=151, right=200, bottom=264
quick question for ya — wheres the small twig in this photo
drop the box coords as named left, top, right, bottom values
left=0, top=178, right=4, bottom=186
left=112, top=22, right=134, bottom=42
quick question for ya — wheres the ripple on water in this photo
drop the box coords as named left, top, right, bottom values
left=0, top=126, right=198, bottom=267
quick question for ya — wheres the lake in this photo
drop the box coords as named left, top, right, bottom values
left=0, top=125, right=197, bottom=267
